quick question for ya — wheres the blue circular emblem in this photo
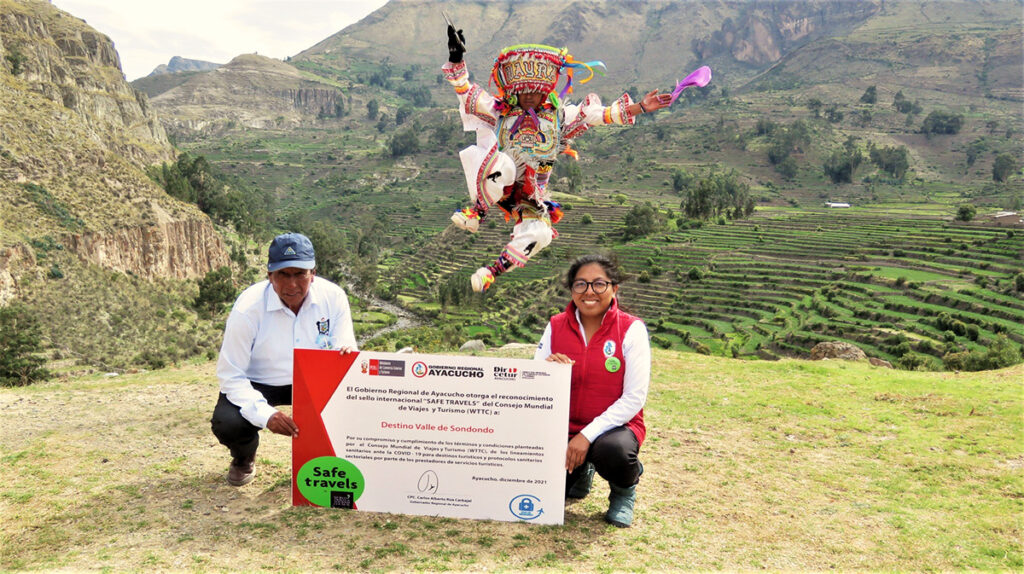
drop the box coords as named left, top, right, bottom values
left=508, top=494, right=543, bottom=521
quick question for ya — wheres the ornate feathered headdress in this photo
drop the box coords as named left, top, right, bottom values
left=490, top=44, right=605, bottom=108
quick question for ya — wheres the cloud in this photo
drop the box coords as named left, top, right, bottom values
left=51, top=0, right=386, bottom=80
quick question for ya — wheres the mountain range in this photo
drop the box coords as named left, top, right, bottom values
left=0, top=0, right=1021, bottom=371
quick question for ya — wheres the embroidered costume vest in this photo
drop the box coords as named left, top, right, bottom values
left=497, top=108, right=560, bottom=163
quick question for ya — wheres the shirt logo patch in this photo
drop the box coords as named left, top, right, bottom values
left=317, top=318, right=330, bottom=335
left=603, top=340, right=616, bottom=358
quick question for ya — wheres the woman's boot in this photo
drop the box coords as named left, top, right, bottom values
left=566, top=462, right=595, bottom=499
left=605, top=483, right=636, bottom=528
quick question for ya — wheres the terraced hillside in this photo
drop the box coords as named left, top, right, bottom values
left=169, top=0, right=1022, bottom=371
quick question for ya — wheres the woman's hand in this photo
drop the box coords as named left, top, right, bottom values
left=545, top=353, right=575, bottom=365
left=565, top=433, right=591, bottom=472
left=338, top=346, right=358, bottom=355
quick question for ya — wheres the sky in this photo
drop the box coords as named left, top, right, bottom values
left=51, top=0, right=389, bottom=81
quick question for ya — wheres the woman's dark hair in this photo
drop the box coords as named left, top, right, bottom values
left=564, top=253, right=629, bottom=289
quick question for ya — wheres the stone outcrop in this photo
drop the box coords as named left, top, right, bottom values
left=810, top=341, right=868, bottom=361
left=0, top=244, right=35, bottom=305
left=459, top=340, right=486, bottom=352
left=869, top=357, right=894, bottom=369
left=64, top=217, right=229, bottom=280
left=692, top=1, right=882, bottom=67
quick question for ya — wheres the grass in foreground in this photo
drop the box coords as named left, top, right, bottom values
left=0, top=352, right=1020, bottom=571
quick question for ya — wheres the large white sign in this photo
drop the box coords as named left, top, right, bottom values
left=292, top=350, right=571, bottom=525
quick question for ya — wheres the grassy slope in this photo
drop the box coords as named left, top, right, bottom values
left=1, top=352, right=1020, bottom=571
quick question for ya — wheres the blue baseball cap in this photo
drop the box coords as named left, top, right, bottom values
left=267, top=233, right=316, bottom=272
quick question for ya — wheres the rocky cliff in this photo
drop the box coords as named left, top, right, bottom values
left=0, top=0, right=229, bottom=303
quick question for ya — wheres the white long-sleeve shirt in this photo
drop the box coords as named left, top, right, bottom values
left=216, top=277, right=356, bottom=428
left=534, top=308, right=651, bottom=443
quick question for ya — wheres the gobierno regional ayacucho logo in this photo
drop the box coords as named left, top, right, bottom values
left=411, top=361, right=428, bottom=378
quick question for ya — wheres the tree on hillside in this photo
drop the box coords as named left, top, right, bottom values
left=893, top=91, right=922, bottom=115
left=397, top=85, right=432, bottom=107
left=823, top=137, right=863, bottom=184
left=921, top=110, right=963, bottom=135
left=992, top=153, right=1019, bottom=182
left=0, top=303, right=51, bottom=386
left=367, top=99, right=379, bottom=120
left=806, top=98, right=823, bottom=118
left=824, top=104, right=844, bottom=124
left=395, top=105, right=413, bottom=126
left=869, top=143, right=910, bottom=180
left=553, top=157, right=582, bottom=193
left=766, top=120, right=810, bottom=167
left=429, top=118, right=459, bottom=148
left=680, top=170, right=753, bottom=220
left=622, top=202, right=664, bottom=241
left=965, top=138, right=988, bottom=167
left=859, top=85, right=877, bottom=104
left=671, top=168, right=696, bottom=193
left=193, top=266, right=236, bottom=318
left=956, top=204, right=977, bottom=222
left=437, top=272, right=476, bottom=310
left=149, top=153, right=272, bottom=236
left=388, top=128, right=420, bottom=157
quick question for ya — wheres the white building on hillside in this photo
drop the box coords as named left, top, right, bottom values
left=825, top=202, right=851, bottom=208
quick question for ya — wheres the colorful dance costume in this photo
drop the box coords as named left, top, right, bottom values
left=443, top=44, right=639, bottom=292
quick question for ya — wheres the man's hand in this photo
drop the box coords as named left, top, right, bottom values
left=640, top=89, right=672, bottom=113
left=338, top=346, right=358, bottom=355
left=447, top=24, right=466, bottom=63
left=565, top=433, right=590, bottom=472
left=267, top=411, right=299, bottom=438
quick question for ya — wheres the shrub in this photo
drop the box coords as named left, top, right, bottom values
left=387, top=129, right=420, bottom=157
left=622, top=203, right=663, bottom=240
left=860, top=86, right=877, bottom=104
left=580, top=213, right=594, bottom=224
left=775, top=156, right=798, bottom=179
left=896, top=351, right=930, bottom=371
left=956, top=204, right=977, bottom=222
left=943, top=335, right=1021, bottom=371
left=4, top=44, right=26, bottom=75
left=0, top=304, right=51, bottom=386
left=194, top=266, right=236, bottom=317
left=921, top=110, right=964, bottom=135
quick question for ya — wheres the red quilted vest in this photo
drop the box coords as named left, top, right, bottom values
left=549, top=298, right=646, bottom=445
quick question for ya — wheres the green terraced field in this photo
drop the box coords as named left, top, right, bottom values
left=178, top=79, right=1023, bottom=371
